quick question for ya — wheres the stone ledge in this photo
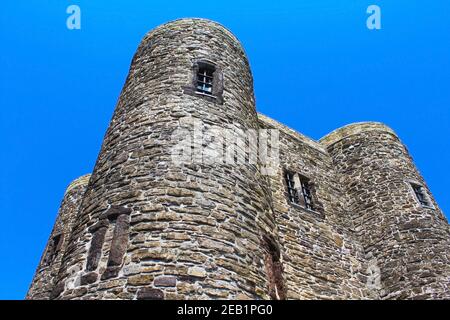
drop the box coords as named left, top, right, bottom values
left=257, top=113, right=328, bottom=155
left=319, top=122, right=398, bottom=147
left=141, top=18, right=245, bottom=58
left=65, top=174, right=91, bottom=195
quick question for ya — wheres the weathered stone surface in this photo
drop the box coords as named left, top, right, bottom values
left=49, top=281, right=65, bottom=300
left=137, top=288, right=164, bottom=300
left=102, top=205, right=132, bottom=220
left=26, top=18, right=450, bottom=301
left=154, top=276, right=177, bottom=287
left=80, top=272, right=98, bottom=285
left=187, top=267, right=207, bottom=278
left=101, top=266, right=121, bottom=280
left=127, top=274, right=154, bottom=286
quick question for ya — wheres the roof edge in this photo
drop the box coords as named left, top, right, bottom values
left=65, top=174, right=91, bottom=195
left=145, top=18, right=242, bottom=48
left=319, top=122, right=398, bottom=147
left=257, top=113, right=328, bottom=154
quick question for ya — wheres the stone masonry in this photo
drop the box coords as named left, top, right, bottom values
left=27, top=18, right=450, bottom=300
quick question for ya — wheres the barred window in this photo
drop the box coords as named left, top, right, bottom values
left=411, top=183, right=432, bottom=207
left=196, top=65, right=214, bottom=94
left=284, top=171, right=317, bottom=211
left=183, top=60, right=224, bottom=103
left=300, top=177, right=314, bottom=211
left=285, top=171, right=299, bottom=204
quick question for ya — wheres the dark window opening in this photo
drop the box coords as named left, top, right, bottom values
left=262, top=236, right=286, bottom=300
left=411, top=183, right=431, bottom=207
left=300, top=177, right=314, bottom=211
left=196, top=65, right=214, bottom=95
left=85, top=206, right=132, bottom=280
left=285, top=171, right=299, bottom=204
left=86, top=224, right=108, bottom=272
left=44, top=234, right=62, bottom=265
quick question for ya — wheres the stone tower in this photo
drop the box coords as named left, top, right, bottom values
left=27, top=174, right=91, bottom=299
left=322, top=124, right=450, bottom=299
left=27, top=18, right=450, bottom=300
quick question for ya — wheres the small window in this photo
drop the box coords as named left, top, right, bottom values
left=300, top=177, right=314, bottom=211
left=196, top=65, right=214, bottom=95
left=285, top=171, right=299, bottom=204
left=284, top=171, right=317, bottom=211
left=183, top=60, right=224, bottom=103
left=411, top=183, right=432, bottom=207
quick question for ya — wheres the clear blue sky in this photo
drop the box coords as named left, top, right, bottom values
left=1, top=0, right=449, bottom=299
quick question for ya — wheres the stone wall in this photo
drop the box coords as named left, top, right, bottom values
left=26, top=18, right=450, bottom=300
left=258, top=115, right=371, bottom=299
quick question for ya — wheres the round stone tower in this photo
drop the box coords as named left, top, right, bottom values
left=51, top=18, right=278, bottom=300
left=321, top=123, right=450, bottom=299
left=26, top=174, right=91, bottom=299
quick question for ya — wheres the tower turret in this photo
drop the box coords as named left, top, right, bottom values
left=321, top=122, right=450, bottom=299
left=51, top=18, right=278, bottom=300
left=26, top=174, right=91, bottom=299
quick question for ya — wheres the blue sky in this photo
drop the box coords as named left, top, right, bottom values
left=1, top=0, right=449, bottom=299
